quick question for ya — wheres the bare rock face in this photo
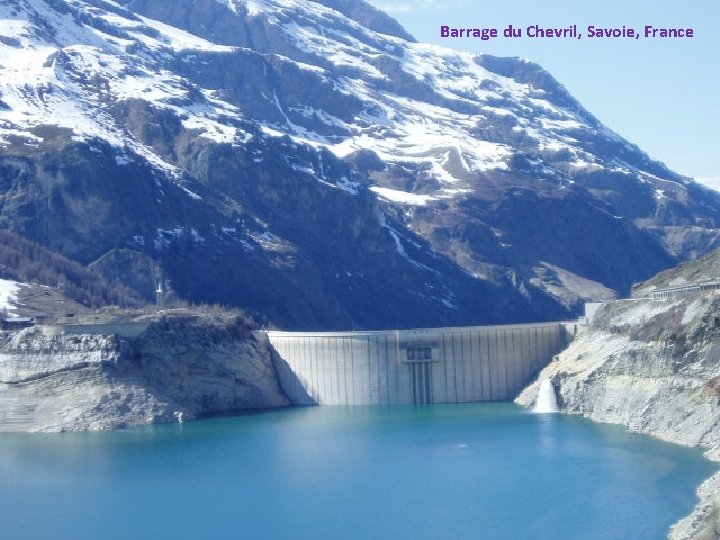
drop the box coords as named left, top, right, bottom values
left=670, top=473, right=720, bottom=540
left=0, top=315, right=289, bottom=432
left=516, top=293, right=720, bottom=539
left=131, top=316, right=289, bottom=415
left=518, top=296, right=720, bottom=448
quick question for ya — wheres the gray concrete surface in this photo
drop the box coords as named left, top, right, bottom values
left=267, top=322, right=570, bottom=405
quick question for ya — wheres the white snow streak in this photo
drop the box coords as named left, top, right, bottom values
left=0, top=279, right=24, bottom=314
left=371, top=187, right=435, bottom=206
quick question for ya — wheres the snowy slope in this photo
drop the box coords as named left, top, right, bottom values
left=0, top=0, right=681, bottom=197
left=160, top=0, right=687, bottom=198
left=0, top=0, right=247, bottom=175
left=0, top=0, right=718, bottom=325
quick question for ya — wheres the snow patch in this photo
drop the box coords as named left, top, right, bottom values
left=371, top=187, right=435, bottom=206
left=0, top=279, right=24, bottom=315
left=130, top=16, right=236, bottom=53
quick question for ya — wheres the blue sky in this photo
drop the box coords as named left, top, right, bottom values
left=365, top=0, right=719, bottom=188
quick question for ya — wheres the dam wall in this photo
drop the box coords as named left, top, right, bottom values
left=267, top=322, right=572, bottom=405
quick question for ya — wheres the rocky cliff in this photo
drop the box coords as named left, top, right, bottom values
left=0, top=314, right=289, bottom=432
left=516, top=292, right=720, bottom=539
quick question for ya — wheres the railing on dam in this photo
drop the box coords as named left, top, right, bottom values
left=267, top=322, right=572, bottom=406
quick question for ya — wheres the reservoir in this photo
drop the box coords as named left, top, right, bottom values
left=0, top=404, right=715, bottom=539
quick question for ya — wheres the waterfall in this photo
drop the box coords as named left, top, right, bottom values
left=533, top=379, right=559, bottom=413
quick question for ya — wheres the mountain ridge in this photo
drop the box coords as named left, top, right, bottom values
left=0, top=0, right=718, bottom=328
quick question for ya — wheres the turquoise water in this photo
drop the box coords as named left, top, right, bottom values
left=0, top=404, right=716, bottom=540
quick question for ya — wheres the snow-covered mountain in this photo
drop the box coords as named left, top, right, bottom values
left=1, top=0, right=719, bottom=329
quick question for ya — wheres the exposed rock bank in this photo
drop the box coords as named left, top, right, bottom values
left=0, top=315, right=289, bottom=432
left=516, top=293, right=720, bottom=539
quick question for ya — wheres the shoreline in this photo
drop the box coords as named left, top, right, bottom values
left=2, top=295, right=719, bottom=537
left=516, top=294, right=720, bottom=539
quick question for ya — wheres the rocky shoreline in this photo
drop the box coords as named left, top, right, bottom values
left=0, top=314, right=289, bottom=432
left=3, top=291, right=720, bottom=537
left=517, top=293, right=720, bottom=539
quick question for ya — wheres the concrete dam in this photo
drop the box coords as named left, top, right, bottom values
left=267, top=322, right=574, bottom=406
